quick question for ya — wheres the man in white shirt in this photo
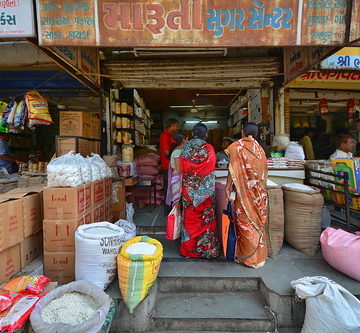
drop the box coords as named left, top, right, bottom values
left=330, top=134, right=355, bottom=159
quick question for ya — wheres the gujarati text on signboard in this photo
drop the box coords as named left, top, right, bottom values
left=36, top=0, right=359, bottom=47
left=0, top=0, right=35, bottom=37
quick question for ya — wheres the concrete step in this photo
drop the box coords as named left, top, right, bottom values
left=151, top=291, right=274, bottom=332
left=158, top=276, right=259, bottom=293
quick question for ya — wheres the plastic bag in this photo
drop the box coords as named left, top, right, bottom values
left=117, top=236, right=163, bottom=313
left=1, top=101, right=14, bottom=127
left=25, top=91, right=52, bottom=128
left=30, top=280, right=110, bottom=333
left=285, top=141, right=305, bottom=160
left=91, top=154, right=113, bottom=178
left=126, top=202, right=134, bottom=224
left=13, top=100, right=27, bottom=130
left=166, top=204, right=181, bottom=241
left=0, top=293, right=21, bottom=312
left=87, top=156, right=102, bottom=181
left=75, top=223, right=125, bottom=290
left=115, top=218, right=136, bottom=241
left=291, top=276, right=360, bottom=333
left=47, top=151, right=84, bottom=187
left=75, top=154, right=91, bottom=183
left=0, top=294, right=42, bottom=333
left=6, top=101, right=17, bottom=126
left=3, top=275, right=50, bottom=295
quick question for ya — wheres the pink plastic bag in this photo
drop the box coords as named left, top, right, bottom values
left=166, top=204, right=181, bottom=240
left=320, top=227, right=360, bottom=282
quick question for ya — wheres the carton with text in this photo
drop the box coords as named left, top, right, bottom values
left=0, top=244, right=21, bottom=284
left=44, top=251, right=75, bottom=284
left=91, top=180, right=104, bottom=206
left=20, top=232, right=42, bottom=269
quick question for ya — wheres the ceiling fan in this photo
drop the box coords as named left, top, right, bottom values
left=169, top=99, right=216, bottom=113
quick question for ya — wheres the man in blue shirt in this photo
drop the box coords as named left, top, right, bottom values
left=0, top=132, right=17, bottom=174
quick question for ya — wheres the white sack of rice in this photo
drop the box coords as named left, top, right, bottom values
left=126, top=242, right=157, bottom=255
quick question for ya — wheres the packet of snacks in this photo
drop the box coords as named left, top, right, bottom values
left=25, top=91, right=52, bottom=128
left=3, top=276, right=51, bottom=295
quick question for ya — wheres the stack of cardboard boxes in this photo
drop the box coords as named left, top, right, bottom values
left=42, top=178, right=113, bottom=284
left=0, top=188, right=43, bottom=284
left=56, top=111, right=101, bottom=157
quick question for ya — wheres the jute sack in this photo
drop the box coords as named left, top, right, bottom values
left=283, top=186, right=324, bottom=255
left=266, top=183, right=284, bottom=258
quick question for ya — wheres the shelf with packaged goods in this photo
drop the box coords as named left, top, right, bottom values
left=114, top=128, right=147, bottom=136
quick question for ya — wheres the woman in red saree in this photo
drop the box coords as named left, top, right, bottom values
left=225, top=123, right=268, bottom=268
left=180, top=124, right=220, bottom=259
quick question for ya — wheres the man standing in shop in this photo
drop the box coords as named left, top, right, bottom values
left=0, top=132, right=18, bottom=174
left=160, top=119, right=179, bottom=214
left=330, top=134, right=355, bottom=159
left=299, top=128, right=316, bottom=160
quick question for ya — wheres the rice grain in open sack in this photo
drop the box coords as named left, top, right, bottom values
left=283, top=184, right=324, bottom=255
left=117, top=236, right=163, bottom=313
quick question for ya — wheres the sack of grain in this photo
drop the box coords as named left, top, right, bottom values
left=283, top=184, right=324, bottom=255
left=75, top=222, right=125, bottom=290
left=117, top=236, right=163, bottom=313
left=266, top=181, right=284, bottom=258
left=30, top=280, right=110, bottom=333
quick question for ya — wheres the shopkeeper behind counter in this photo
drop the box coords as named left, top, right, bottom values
left=0, top=132, right=19, bottom=174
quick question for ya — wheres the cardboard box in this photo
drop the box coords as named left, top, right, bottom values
left=1, top=188, right=43, bottom=238
left=20, top=232, right=42, bottom=269
left=44, top=251, right=75, bottom=284
left=0, top=198, right=24, bottom=251
left=0, top=244, right=21, bottom=284
left=43, top=216, right=85, bottom=252
left=89, top=140, right=100, bottom=154
left=124, top=177, right=138, bottom=187
left=111, top=208, right=125, bottom=221
left=92, top=203, right=105, bottom=223
left=91, top=180, right=105, bottom=206
left=90, top=116, right=101, bottom=140
left=105, top=198, right=112, bottom=222
left=56, top=137, right=90, bottom=157
left=43, top=184, right=91, bottom=220
left=59, top=111, right=91, bottom=138
left=104, top=177, right=112, bottom=198
left=103, top=155, right=119, bottom=167
left=332, top=158, right=360, bottom=194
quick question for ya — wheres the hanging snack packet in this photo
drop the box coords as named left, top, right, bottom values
left=13, top=100, right=27, bottom=129
left=1, top=101, right=15, bottom=128
left=0, top=294, right=42, bottom=333
left=3, top=276, right=51, bottom=295
left=25, top=91, right=52, bottom=128
left=0, top=293, right=21, bottom=313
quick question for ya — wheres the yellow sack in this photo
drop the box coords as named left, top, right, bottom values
left=117, top=236, right=163, bottom=313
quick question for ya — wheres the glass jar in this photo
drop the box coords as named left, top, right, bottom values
left=122, top=144, right=134, bottom=163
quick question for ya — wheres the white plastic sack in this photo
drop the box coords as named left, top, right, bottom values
left=91, top=154, right=113, bottom=178
left=47, top=151, right=83, bottom=187
left=75, top=222, right=125, bottom=290
left=126, top=202, right=135, bottom=224
left=115, top=219, right=136, bottom=242
left=291, top=276, right=360, bottom=333
left=75, top=154, right=91, bottom=183
left=30, top=280, right=110, bottom=333
left=87, top=156, right=102, bottom=181
left=285, top=142, right=305, bottom=160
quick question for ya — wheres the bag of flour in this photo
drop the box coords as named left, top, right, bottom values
left=75, top=223, right=125, bottom=290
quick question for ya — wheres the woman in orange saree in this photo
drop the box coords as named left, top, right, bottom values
left=180, top=124, right=220, bottom=259
left=225, top=123, right=268, bottom=268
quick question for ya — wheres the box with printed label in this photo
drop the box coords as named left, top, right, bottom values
left=1, top=188, right=43, bottom=239
left=0, top=197, right=24, bottom=251
left=43, top=217, right=83, bottom=252
left=92, top=203, right=104, bottom=223
left=90, top=116, right=101, bottom=140
left=332, top=158, right=360, bottom=194
left=104, top=177, right=112, bottom=198
left=43, top=184, right=91, bottom=220
left=20, top=232, right=42, bottom=269
left=60, top=111, right=91, bottom=138
left=44, top=251, right=75, bottom=284
left=91, top=180, right=105, bottom=206
left=105, top=198, right=112, bottom=222
left=112, top=181, right=126, bottom=212
left=56, top=137, right=91, bottom=157
left=0, top=244, right=21, bottom=284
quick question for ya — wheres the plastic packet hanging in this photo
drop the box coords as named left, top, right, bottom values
left=0, top=294, right=42, bottom=333
left=25, top=91, right=52, bottom=128
left=47, top=151, right=84, bottom=187
left=3, top=275, right=50, bottom=295
left=6, top=101, right=17, bottom=127
left=13, top=100, right=27, bottom=129
left=1, top=101, right=15, bottom=128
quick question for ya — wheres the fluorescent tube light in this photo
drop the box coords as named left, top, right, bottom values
left=185, top=120, right=218, bottom=124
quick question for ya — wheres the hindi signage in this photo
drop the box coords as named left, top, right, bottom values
left=37, top=0, right=359, bottom=47
left=0, top=0, right=35, bottom=38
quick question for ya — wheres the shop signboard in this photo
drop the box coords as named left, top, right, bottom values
left=284, top=46, right=335, bottom=83
left=51, top=46, right=79, bottom=69
left=0, top=0, right=36, bottom=37
left=287, top=72, right=360, bottom=91
left=321, top=47, right=360, bottom=70
left=36, top=0, right=360, bottom=47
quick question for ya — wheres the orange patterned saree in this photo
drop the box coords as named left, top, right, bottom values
left=226, top=137, right=268, bottom=268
